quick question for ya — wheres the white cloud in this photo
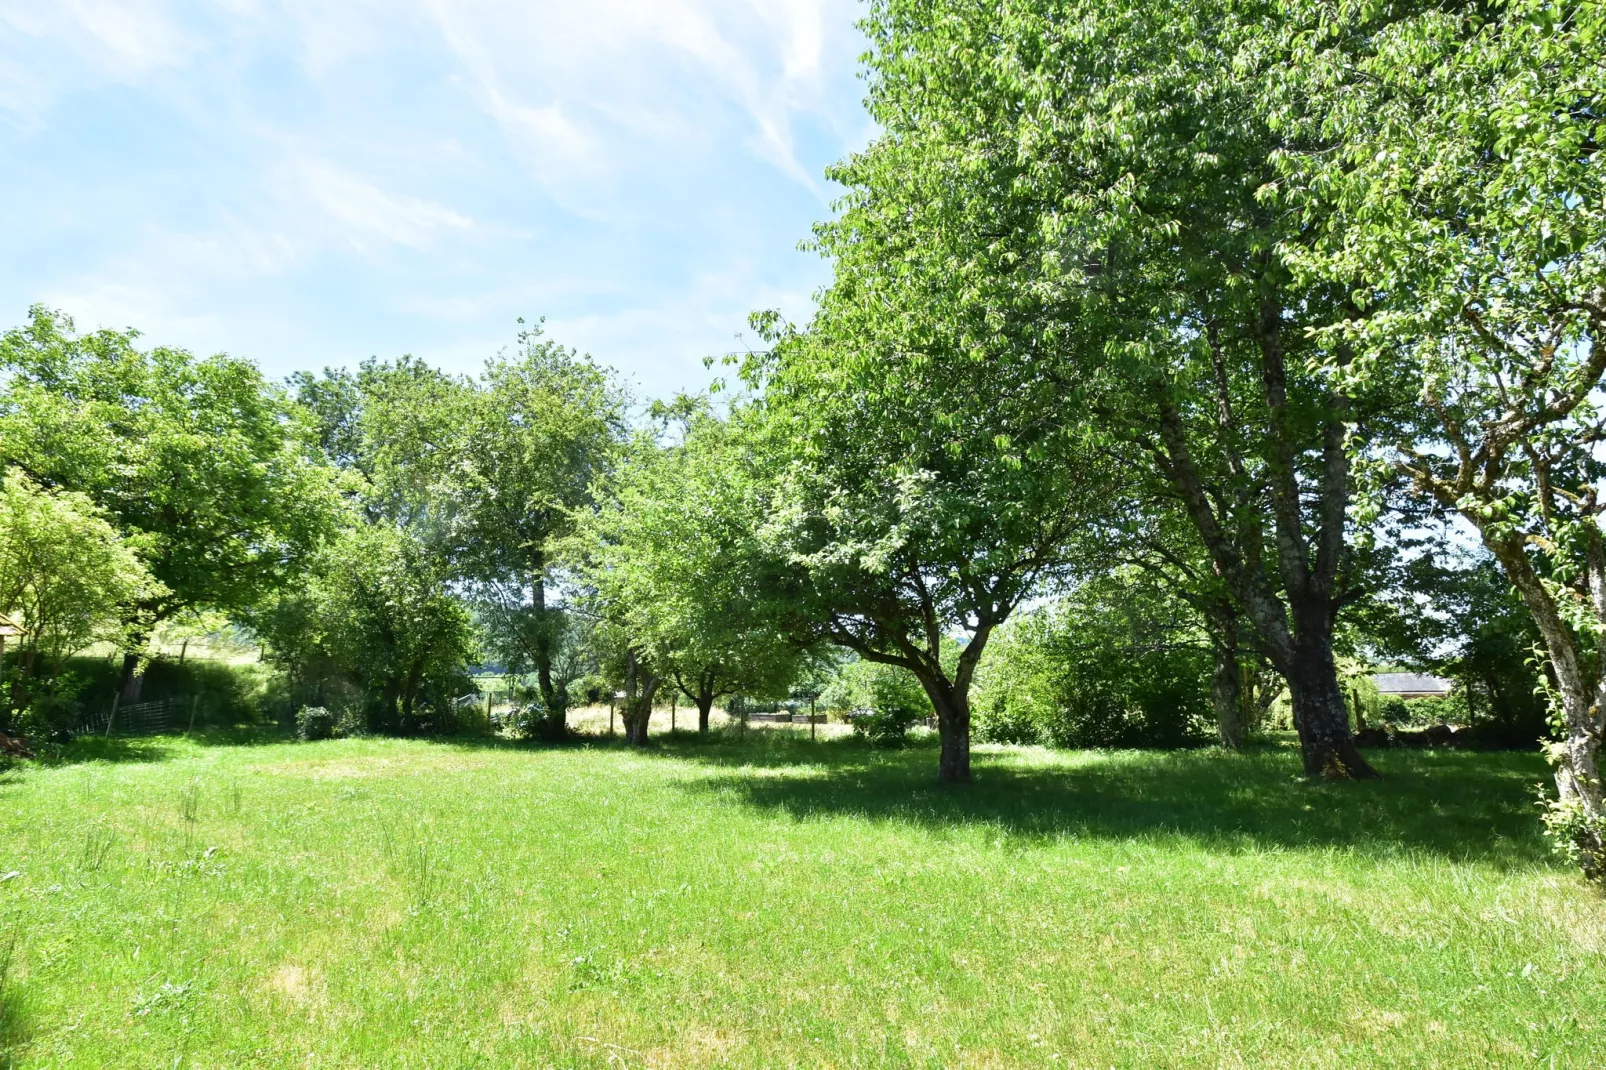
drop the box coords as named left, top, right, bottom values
left=288, top=157, right=476, bottom=253
left=416, top=0, right=860, bottom=202
left=0, top=0, right=867, bottom=400
left=0, top=0, right=198, bottom=125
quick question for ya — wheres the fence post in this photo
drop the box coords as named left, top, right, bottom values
left=187, top=695, right=200, bottom=735
left=104, top=692, right=121, bottom=738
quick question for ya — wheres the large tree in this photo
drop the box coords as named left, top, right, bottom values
left=259, top=522, right=478, bottom=735
left=1262, top=0, right=1606, bottom=868
left=572, top=405, right=813, bottom=737
left=748, top=296, right=1103, bottom=782
left=0, top=307, right=340, bottom=699
left=350, top=325, right=626, bottom=737
left=824, top=0, right=1395, bottom=777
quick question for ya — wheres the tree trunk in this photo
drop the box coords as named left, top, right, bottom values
left=1286, top=620, right=1378, bottom=778
left=1212, top=641, right=1245, bottom=750
left=118, top=649, right=145, bottom=703
left=529, top=573, right=566, bottom=741
left=1487, top=535, right=1606, bottom=877
left=918, top=678, right=971, bottom=784
left=621, top=648, right=660, bottom=747
left=697, top=694, right=713, bottom=736
left=1203, top=602, right=1245, bottom=749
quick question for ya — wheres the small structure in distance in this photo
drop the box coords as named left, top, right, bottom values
left=1373, top=672, right=1453, bottom=700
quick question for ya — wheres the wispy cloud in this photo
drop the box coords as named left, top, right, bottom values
left=0, top=0, right=869, bottom=399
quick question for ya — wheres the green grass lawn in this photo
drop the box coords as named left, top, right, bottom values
left=2, top=731, right=1603, bottom=1068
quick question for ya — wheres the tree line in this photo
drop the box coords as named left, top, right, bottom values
left=1, top=0, right=1601, bottom=879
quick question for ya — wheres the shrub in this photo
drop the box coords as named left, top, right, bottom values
left=972, top=577, right=1213, bottom=750
left=9, top=672, right=86, bottom=743
left=296, top=705, right=337, bottom=741
left=851, top=707, right=919, bottom=747
left=850, top=669, right=929, bottom=747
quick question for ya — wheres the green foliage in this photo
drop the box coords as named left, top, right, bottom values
left=0, top=470, right=161, bottom=730
left=328, top=326, right=626, bottom=725
left=825, top=659, right=931, bottom=747
left=259, top=524, right=478, bottom=736
left=1540, top=788, right=1606, bottom=884
left=0, top=471, right=159, bottom=663
left=295, top=706, right=337, bottom=742
left=0, top=736, right=1597, bottom=1066
left=0, top=307, right=341, bottom=627
left=573, top=405, right=813, bottom=718
left=974, top=578, right=1213, bottom=749
left=10, top=671, right=87, bottom=743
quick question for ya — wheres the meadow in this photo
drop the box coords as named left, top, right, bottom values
left=2, top=728, right=1603, bottom=1068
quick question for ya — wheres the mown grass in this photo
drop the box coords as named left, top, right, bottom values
left=1, top=731, right=1603, bottom=1068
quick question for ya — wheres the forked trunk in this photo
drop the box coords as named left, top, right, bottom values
left=621, top=648, right=661, bottom=748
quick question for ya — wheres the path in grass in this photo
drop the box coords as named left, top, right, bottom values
left=1, top=733, right=1603, bottom=1068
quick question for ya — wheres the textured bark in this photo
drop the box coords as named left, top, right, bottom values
left=1147, top=307, right=1375, bottom=779
left=921, top=679, right=971, bottom=785
left=1203, top=601, right=1245, bottom=749
left=620, top=648, right=662, bottom=748
left=1212, top=640, right=1245, bottom=750
left=1491, top=534, right=1605, bottom=874
left=1286, top=621, right=1378, bottom=778
left=697, top=695, right=713, bottom=735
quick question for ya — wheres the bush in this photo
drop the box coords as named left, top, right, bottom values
left=972, top=578, right=1213, bottom=750
left=8, top=672, right=87, bottom=744
left=296, top=705, right=337, bottom=741
left=510, top=698, right=548, bottom=738
left=850, top=669, right=929, bottom=747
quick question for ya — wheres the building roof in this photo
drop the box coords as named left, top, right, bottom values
left=1373, top=672, right=1453, bottom=696
left=0, top=611, right=21, bottom=637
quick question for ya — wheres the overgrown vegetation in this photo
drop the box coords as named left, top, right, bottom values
left=1, top=732, right=1602, bottom=1068
left=1, top=14, right=1603, bottom=1059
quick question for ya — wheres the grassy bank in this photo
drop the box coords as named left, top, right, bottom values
left=1, top=733, right=1602, bottom=1067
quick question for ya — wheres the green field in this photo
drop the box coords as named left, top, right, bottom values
left=2, top=731, right=1603, bottom=1068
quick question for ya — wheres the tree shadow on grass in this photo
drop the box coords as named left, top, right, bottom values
left=26, top=735, right=182, bottom=767
left=0, top=991, right=25, bottom=1065
left=663, top=737, right=1555, bottom=869
left=8, top=723, right=293, bottom=772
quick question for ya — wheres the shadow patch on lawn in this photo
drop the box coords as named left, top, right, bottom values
left=0, top=992, right=24, bottom=1064
left=0, top=933, right=25, bottom=1064
left=28, top=735, right=182, bottom=767
left=671, top=742, right=1553, bottom=868
left=20, top=723, right=293, bottom=771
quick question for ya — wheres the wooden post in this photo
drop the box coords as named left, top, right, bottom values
left=486, top=688, right=493, bottom=731
left=811, top=696, right=817, bottom=741
left=187, top=694, right=200, bottom=735
left=104, top=692, right=121, bottom=738
left=609, top=698, right=615, bottom=739
left=671, top=692, right=677, bottom=734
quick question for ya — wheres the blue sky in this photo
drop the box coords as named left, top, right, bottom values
left=0, top=0, right=872, bottom=400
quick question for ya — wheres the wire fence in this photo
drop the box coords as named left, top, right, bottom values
left=77, top=695, right=205, bottom=737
